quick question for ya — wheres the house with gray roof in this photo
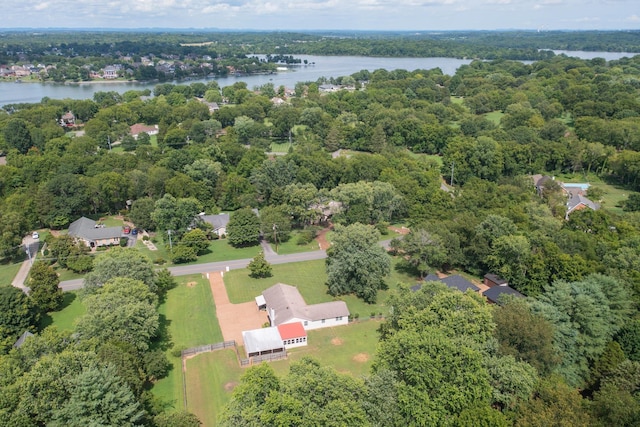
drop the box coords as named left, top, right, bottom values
left=68, top=217, right=125, bottom=248
left=261, top=283, right=349, bottom=330
left=13, top=331, right=34, bottom=348
left=194, top=213, right=230, bottom=237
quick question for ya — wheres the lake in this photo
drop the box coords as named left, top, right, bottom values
left=0, top=55, right=471, bottom=106
left=0, top=51, right=637, bottom=106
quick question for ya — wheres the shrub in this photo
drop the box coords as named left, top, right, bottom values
left=171, top=246, right=198, bottom=264
left=142, top=235, right=150, bottom=241
left=376, top=221, right=390, bottom=235
left=154, top=257, right=166, bottom=265
left=67, top=255, right=94, bottom=273
left=296, top=227, right=319, bottom=245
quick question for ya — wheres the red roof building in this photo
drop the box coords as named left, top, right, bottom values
left=277, top=322, right=307, bottom=349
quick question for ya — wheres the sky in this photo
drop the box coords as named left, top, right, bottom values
left=3, top=0, right=639, bottom=31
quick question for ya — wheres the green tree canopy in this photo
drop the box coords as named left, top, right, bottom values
left=325, top=223, right=391, bottom=303
left=226, top=207, right=261, bottom=247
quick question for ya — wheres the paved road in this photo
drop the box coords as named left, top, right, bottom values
left=58, top=248, right=328, bottom=291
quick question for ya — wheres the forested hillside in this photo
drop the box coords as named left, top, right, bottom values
left=2, top=47, right=640, bottom=425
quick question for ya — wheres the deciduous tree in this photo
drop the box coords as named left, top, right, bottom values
left=325, top=223, right=390, bottom=303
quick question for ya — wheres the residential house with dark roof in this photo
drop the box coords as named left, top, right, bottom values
left=261, top=283, right=349, bottom=330
left=483, top=285, right=524, bottom=304
left=68, top=217, right=125, bottom=248
left=412, top=274, right=479, bottom=293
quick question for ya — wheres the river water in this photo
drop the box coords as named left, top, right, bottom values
left=0, top=51, right=637, bottom=106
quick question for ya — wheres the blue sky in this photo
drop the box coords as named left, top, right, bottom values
left=3, top=0, right=639, bottom=30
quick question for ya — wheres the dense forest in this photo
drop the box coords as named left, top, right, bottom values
left=1, top=35, right=640, bottom=424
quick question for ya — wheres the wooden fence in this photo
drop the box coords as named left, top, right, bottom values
left=181, top=340, right=236, bottom=357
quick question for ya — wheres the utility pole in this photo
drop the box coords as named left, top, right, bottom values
left=167, top=230, right=173, bottom=252
left=107, top=135, right=112, bottom=151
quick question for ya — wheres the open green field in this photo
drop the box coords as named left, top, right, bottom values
left=152, top=274, right=222, bottom=411
left=224, top=257, right=417, bottom=319
left=185, top=320, right=380, bottom=426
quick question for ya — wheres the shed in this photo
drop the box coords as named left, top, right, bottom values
left=277, top=322, right=307, bottom=349
left=255, top=294, right=266, bottom=310
left=242, top=327, right=285, bottom=358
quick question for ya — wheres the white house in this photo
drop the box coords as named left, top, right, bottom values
left=261, top=283, right=349, bottom=331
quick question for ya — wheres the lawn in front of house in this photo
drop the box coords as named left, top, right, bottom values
left=152, top=274, right=222, bottom=411
left=136, top=236, right=263, bottom=266
left=224, top=257, right=417, bottom=320
left=265, top=230, right=320, bottom=255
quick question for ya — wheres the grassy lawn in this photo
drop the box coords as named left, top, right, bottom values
left=152, top=274, right=222, bottom=411
left=184, top=239, right=262, bottom=264
left=40, top=292, right=85, bottom=331
left=186, top=349, right=242, bottom=426
left=224, top=257, right=417, bottom=319
left=265, top=230, right=320, bottom=255
left=0, top=262, right=23, bottom=286
left=270, top=142, right=293, bottom=153
left=273, top=320, right=380, bottom=377
left=53, top=266, right=85, bottom=282
left=136, top=237, right=263, bottom=266
left=184, top=321, right=381, bottom=426
left=484, top=110, right=504, bottom=126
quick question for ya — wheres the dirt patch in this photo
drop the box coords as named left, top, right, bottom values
left=388, top=226, right=410, bottom=235
left=353, top=353, right=369, bottom=363
left=331, top=337, right=343, bottom=346
left=186, top=281, right=197, bottom=288
left=315, top=226, right=333, bottom=250
left=224, top=382, right=238, bottom=392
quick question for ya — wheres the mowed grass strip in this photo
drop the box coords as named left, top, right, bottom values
left=152, top=274, right=222, bottom=411
left=186, top=349, right=242, bottom=427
